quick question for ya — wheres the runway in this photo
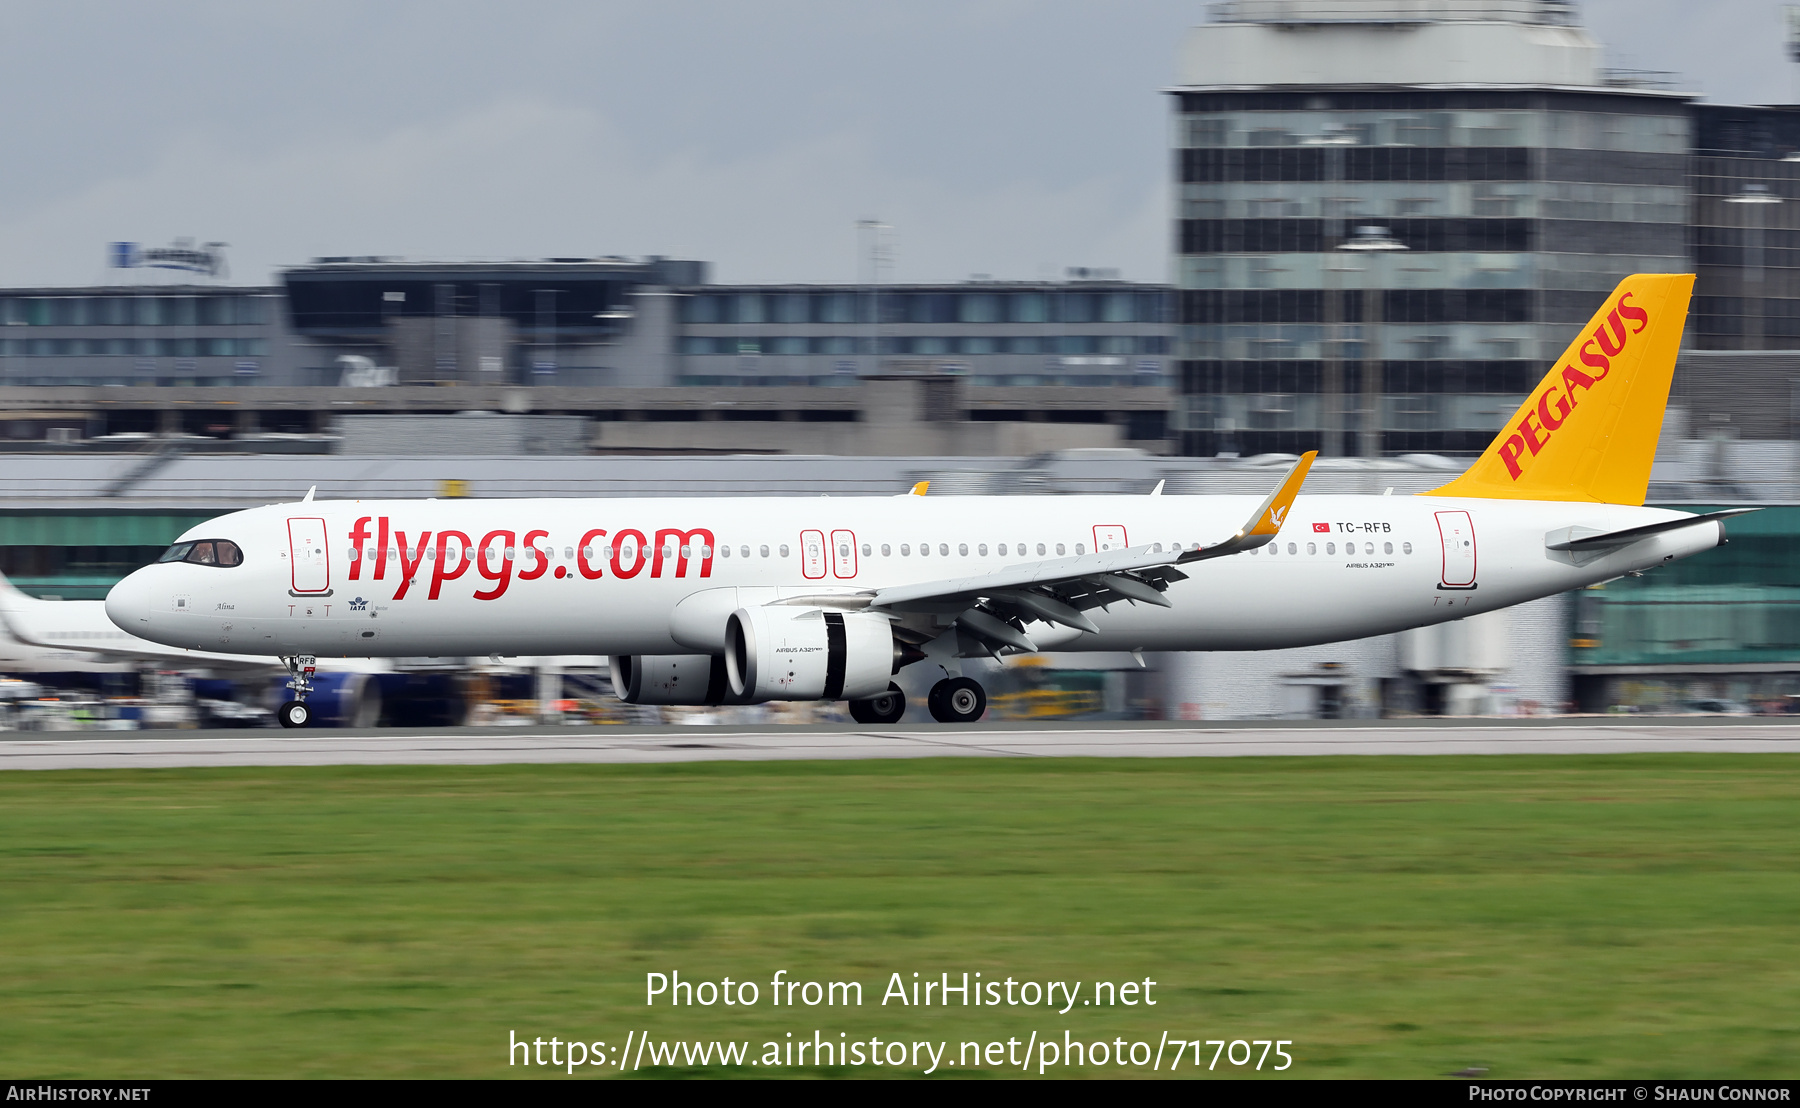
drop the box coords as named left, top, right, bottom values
left=2, top=717, right=1798, bottom=770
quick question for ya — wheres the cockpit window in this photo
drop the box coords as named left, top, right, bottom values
left=157, top=539, right=243, bottom=567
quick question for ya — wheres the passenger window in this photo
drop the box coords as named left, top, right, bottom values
left=1287, top=542, right=1296, bottom=555
left=900, top=544, right=910, bottom=556
left=862, top=543, right=872, bottom=557
left=920, top=543, right=929, bottom=557
left=1402, top=542, right=1412, bottom=554
left=1307, top=542, right=1316, bottom=555
left=760, top=545, right=769, bottom=558
left=1075, top=543, right=1085, bottom=555
left=1038, top=543, right=1047, bottom=555
left=958, top=544, right=968, bottom=556
left=978, top=544, right=987, bottom=556
left=1055, top=543, right=1065, bottom=555
left=1326, top=542, right=1336, bottom=554
left=1384, top=541, right=1393, bottom=555
left=997, top=543, right=1007, bottom=556
left=881, top=544, right=890, bottom=556
left=939, top=543, right=949, bottom=557
left=779, top=545, right=790, bottom=558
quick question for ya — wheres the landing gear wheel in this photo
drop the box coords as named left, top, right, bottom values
left=849, top=683, right=907, bottom=725
left=277, top=700, right=312, bottom=729
left=927, top=677, right=986, bottom=724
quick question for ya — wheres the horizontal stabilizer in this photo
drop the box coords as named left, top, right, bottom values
left=1545, top=508, right=1758, bottom=551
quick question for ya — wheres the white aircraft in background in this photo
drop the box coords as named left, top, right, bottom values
left=0, top=571, right=269, bottom=673
left=106, top=274, right=1746, bottom=728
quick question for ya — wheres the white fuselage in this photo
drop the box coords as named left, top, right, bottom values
left=103, top=494, right=1718, bottom=660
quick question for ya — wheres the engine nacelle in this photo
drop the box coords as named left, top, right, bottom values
left=725, top=606, right=895, bottom=702
left=609, top=653, right=731, bottom=705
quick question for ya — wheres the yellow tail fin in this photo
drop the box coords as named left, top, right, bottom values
left=1427, top=273, right=1693, bottom=505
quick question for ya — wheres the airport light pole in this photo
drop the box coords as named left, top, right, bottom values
left=856, top=220, right=891, bottom=376
left=1303, top=129, right=1358, bottom=456
left=1725, top=183, right=1782, bottom=351
left=1336, top=225, right=1409, bottom=459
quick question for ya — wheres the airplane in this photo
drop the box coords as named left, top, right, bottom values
left=0, top=570, right=272, bottom=673
left=104, top=273, right=1744, bottom=729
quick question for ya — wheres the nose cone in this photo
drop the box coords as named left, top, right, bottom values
left=105, top=568, right=160, bottom=640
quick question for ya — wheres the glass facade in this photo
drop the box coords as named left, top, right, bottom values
left=1172, top=90, right=1691, bottom=457
left=1570, top=506, right=1800, bottom=668
left=0, top=288, right=282, bottom=386
left=1688, top=105, right=1800, bottom=350
left=677, top=283, right=1173, bottom=388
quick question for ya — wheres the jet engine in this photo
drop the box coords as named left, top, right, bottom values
left=609, top=653, right=732, bottom=705
left=724, top=606, right=905, bottom=703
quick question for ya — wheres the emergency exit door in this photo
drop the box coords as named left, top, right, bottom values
left=1093, top=525, right=1128, bottom=552
left=800, top=529, right=827, bottom=580
left=830, top=529, right=858, bottom=578
left=288, top=517, right=331, bottom=594
left=1435, top=510, right=1477, bottom=589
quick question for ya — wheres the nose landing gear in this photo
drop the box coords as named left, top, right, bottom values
left=927, top=677, right=986, bottom=724
left=278, top=655, right=316, bottom=729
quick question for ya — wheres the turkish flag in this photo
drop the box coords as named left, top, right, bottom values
left=1312, top=522, right=1330, bottom=533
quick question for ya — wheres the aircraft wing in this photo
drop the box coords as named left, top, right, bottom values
left=781, top=452, right=1315, bottom=654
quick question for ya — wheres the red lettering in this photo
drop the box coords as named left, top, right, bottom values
left=610, top=529, right=647, bottom=580
left=1594, top=308, right=1627, bottom=358
left=1498, top=434, right=1529, bottom=479
left=348, top=517, right=372, bottom=581
left=391, top=530, right=433, bottom=601
left=375, top=516, right=391, bottom=580
left=428, top=530, right=471, bottom=600
left=1537, top=386, right=1573, bottom=431
left=653, top=528, right=716, bottom=579
left=1560, top=364, right=1597, bottom=395
left=473, top=529, right=515, bottom=601
left=577, top=528, right=608, bottom=580
left=517, top=529, right=550, bottom=581
left=1618, top=290, right=1649, bottom=333
left=1517, top=411, right=1549, bottom=455
left=1579, top=339, right=1610, bottom=379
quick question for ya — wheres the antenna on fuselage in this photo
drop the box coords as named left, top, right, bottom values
left=301, top=486, right=316, bottom=503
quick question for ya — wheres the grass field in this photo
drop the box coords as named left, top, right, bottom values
left=1, top=755, right=1797, bottom=1079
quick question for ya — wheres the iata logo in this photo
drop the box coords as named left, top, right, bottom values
left=1497, top=292, right=1649, bottom=480
left=349, top=596, right=368, bottom=612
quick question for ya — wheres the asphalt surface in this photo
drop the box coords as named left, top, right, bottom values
left=2, top=717, right=1798, bottom=770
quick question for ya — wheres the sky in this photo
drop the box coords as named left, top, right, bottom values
left=0, top=1, right=1790, bottom=288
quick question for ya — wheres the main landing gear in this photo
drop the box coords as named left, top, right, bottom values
left=927, top=676, right=986, bottom=724
left=848, top=683, right=907, bottom=725
left=278, top=655, right=316, bottom=729
left=844, top=678, right=987, bottom=725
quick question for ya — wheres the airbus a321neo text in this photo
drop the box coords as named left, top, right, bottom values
left=106, top=274, right=1742, bottom=728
